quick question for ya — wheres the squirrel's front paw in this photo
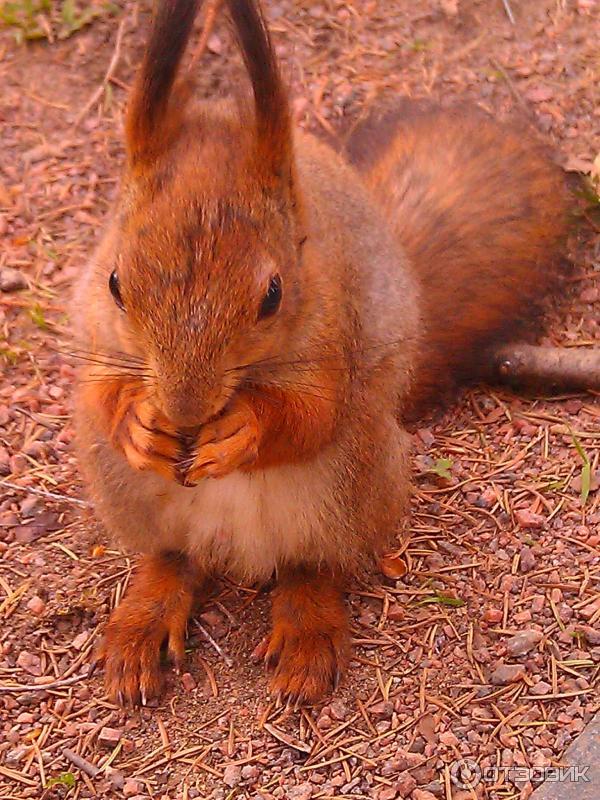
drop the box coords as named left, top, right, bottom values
left=182, top=397, right=260, bottom=484
left=110, top=389, right=182, bottom=482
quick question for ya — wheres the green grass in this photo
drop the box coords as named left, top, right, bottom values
left=0, top=0, right=117, bottom=43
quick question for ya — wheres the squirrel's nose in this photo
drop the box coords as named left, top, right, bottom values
left=157, top=381, right=226, bottom=429
left=159, top=392, right=210, bottom=428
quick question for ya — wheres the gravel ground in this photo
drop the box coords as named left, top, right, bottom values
left=0, top=1, right=598, bottom=799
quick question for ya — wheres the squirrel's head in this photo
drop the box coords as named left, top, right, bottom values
left=108, top=0, right=304, bottom=427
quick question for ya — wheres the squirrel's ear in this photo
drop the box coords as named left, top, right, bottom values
left=126, top=0, right=200, bottom=169
left=227, top=0, right=293, bottom=185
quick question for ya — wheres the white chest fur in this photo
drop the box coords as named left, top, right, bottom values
left=151, top=459, right=338, bottom=581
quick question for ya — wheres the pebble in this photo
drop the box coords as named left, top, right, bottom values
left=483, top=608, right=503, bottom=623
left=413, top=790, right=439, bottom=800
left=123, top=780, right=143, bottom=797
left=287, top=783, right=313, bottom=800
left=316, top=713, right=333, bottom=731
left=0, top=447, right=10, bottom=476
left=0, top=267, right=28, bottom=292
left=329, top=699, right=348, bottom=721
left=438, top=731, right=459, bottom=746
left=19, top=496, right=39, bottom=517
left=370, top=700, right=394, bottom=719
left=16, top=650, right=42, bottom=676
left=578, top=625, right=600, bottom=645
left=519, top=546, right=537, bottom=573
left=181, top=672, right=196, bottom=692
left=530, top=680, right=553, bottom=695
left=223, top=765, right=242, bottom=788
left=98, top=727, right=122, bottom=748
left=71, top=631, right=89, bottom=651
left=26, top=595, right=46, bottom=615
left=515, top=509, right=545, bottom=529
left=395, top=772, right=417, bottom=797
left=531, top=595, right=545, bottom=613
left=491, top=663, right=526, bottom=685
left=506, top=629, right=543, bottom=656
left=241, top=764, right=259, bottom=780
left=580, top=286, right=599, bottom=303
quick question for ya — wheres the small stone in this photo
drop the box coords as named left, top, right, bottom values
left=473, top=647, right=491, bottom=664
left=513, top=610, right=532, bottom=624
left=370, top=700, right=394, bottom=719
left=181, top=672, right=196, bottom=692
left=71, top=631, right=89, bottom=651
left=519, top=546, right=537, bottom=573
left=0, top=447, right=10, bottom=476
left=422, top=782, right=444, bottom=798
left=19, top=496, right=39, bottom=517
left=438, top=730, right=459, bottom=746
left=329, top=699, right=348, bottom=721
left=123, top=780, right=142, bottom=797
left=395, top=771, right=417, bottom=798
left=413, top=790, right=438, bottom=800
left=490, top=663, right=526, bottom=685
left=16, top=650, right=42, bottom=676
left=506, top=629, right=543, bottom=657
left=241, top=764, right=259, bottom=780
left=416, top=428, right=435, bottom=448
left=483, top=608, right=503, bottom=623
left=530, top=680, right=552, bottom=696
left=579, top=598, right=600, bottom=620
left=98, top=727, right=122, bottom=748
left=580, top=287, right=599, bottom=303
left=377, top=787, right=397, bottom=800
left=515, top=509, right=545, bottom=529
left=223, top=765, right=242, bottom=788
left=0, top=267, right=28, bottom=292
left=316, top=712, right=332, bottom=730
left=26, top=595, right=46, bottom=615
left=578, top=625, right=600, bottom=645
left=287, top=783, right=313, bottom=800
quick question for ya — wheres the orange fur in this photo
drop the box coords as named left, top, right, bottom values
left=266, top=569, right=348, bottom=703
left=73, top=0, right=570, bottom=705
left=345, top=102, right=569, bottom=414
left=95, top=551, right=198, bottom=704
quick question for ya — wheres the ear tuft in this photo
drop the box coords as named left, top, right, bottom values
left=226, top=0, right=292, bottom=182
left=126, top=0, right=200, bottom=168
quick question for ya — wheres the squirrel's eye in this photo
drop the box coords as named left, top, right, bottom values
left=109, top=270, right=125, bottom=311
left=258, top=274, right=282, bottom=320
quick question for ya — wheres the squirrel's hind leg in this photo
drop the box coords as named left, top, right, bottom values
left=94, top=551, right=199, bottom=705
left=263, top=567, right=349, bottom=706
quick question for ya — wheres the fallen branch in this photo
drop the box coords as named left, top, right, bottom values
left=493, top=344, right=600, bottom=392
left=0, top=479, right=90, bottom=508
left=62, top=749, right=100, bottom=779
left=0, top=672, right=88, bottom=693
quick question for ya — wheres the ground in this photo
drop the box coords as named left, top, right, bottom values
left=0, top=1, right=599, bottom=799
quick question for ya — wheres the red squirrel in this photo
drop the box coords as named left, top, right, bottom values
left=73, top=0, right=569, bottom=705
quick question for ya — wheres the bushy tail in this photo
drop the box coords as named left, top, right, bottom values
left=346, top=102, right=570, bottom=416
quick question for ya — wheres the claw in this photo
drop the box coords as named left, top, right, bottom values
left=117, top=690, right=124, bottom=706
left=140, top=688, right=147, bottom=707
left=333, top=668, right=342, bottom=690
